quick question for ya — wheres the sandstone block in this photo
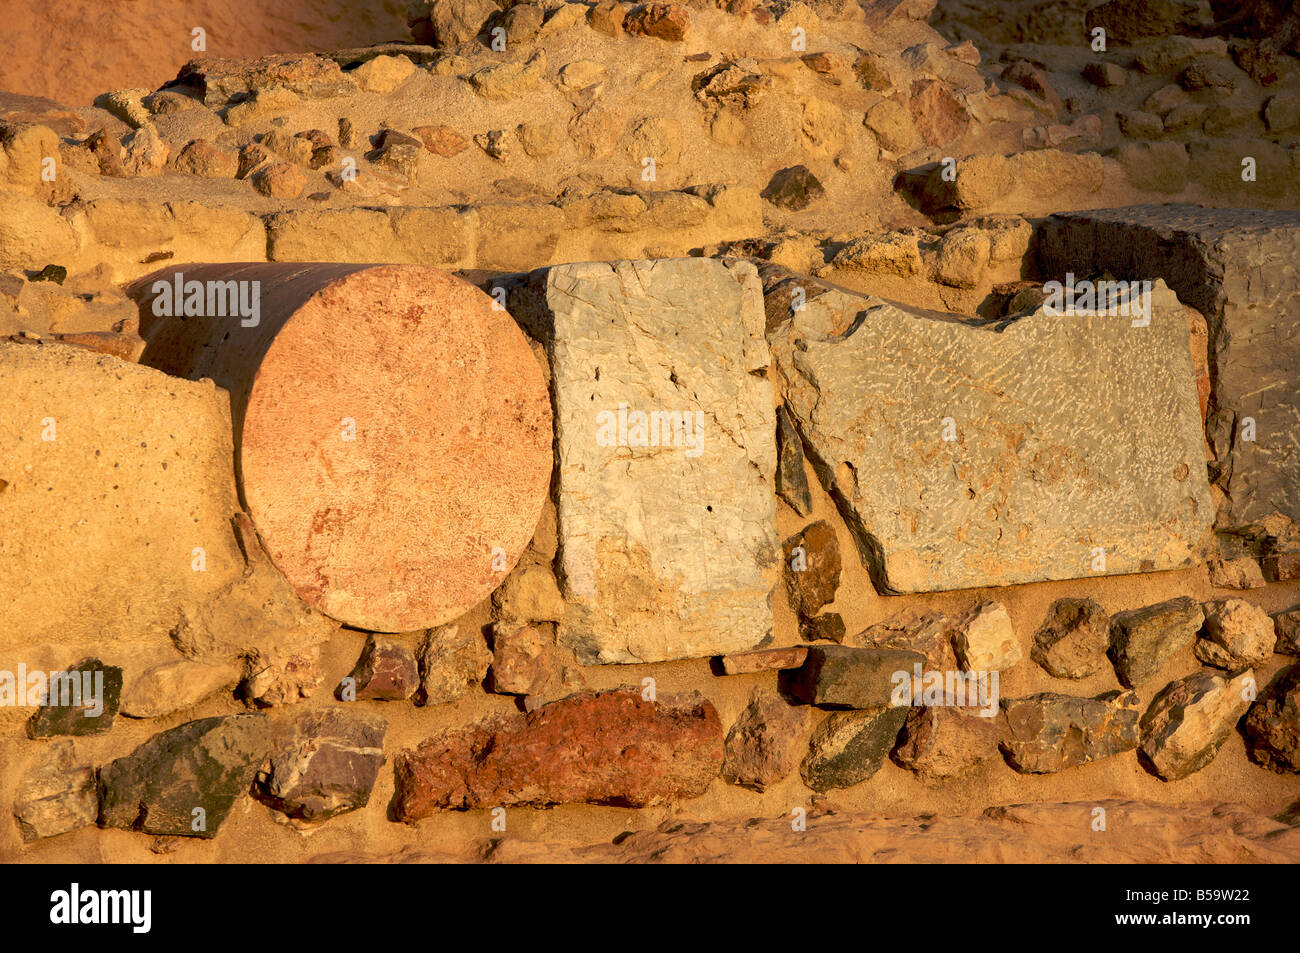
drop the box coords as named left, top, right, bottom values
left=770, top=275, right=1212, bottom=593
left=1000, top=690, right=1141, bottom=774
left=504, top=259, right=776, bottom=663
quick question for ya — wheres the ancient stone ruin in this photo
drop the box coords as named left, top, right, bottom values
left=2, top=0, right=1300, bottom=866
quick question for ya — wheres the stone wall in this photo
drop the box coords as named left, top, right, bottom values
left=4, top=253, right=1299, bottom=863
left=3, top=0, right=1300, bottom=864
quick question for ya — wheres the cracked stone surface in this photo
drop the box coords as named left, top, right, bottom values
left=506, top=257, right=777, bottom=663
left=768, top=271, right=1213, bottom=593
left=1039, top=206, right=1300, bottom=549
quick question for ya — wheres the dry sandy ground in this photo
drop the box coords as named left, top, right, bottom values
left=1, top=0, right=409, bottom=106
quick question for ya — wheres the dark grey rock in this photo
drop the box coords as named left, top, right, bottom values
left=800, top=706, right=908, bottom=792
left=98, top=713, right=270, bottom=838
left=776, top=405, right=812, bottom=516
left=1108, top=596, right=1203, bottom=688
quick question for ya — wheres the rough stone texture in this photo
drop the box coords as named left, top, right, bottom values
left=769, top=272, right=1212, bottom=594
left=800, top=706, right=909, bottom=792
left=490, top=624, right=552, bottom=696
left=167, top=53, right=357, bottom=105
left=1208, top=556, right=1267, bottom=589
left=761, top=165, right=824, bottom=210
left=1039, top=207, right=1300, bottom=551
left=1108, top=596, right=1205, bottom=688
left=783, top=520, right=841, bottom=618
left=98, top=713, right=270, bottom=838
left=131, top=263, right=552, bottom=633
left=909, top=78, right=969, bottom=146
left=999, top=691, right=1142, bottom=774
left=120, top=659, right=241, bottom=718
left=12, top=740, right=98, bottom=842
left=408, top=0, right=496, bottom=46
left=504, top=258, right=777, bottom=664
left=1031, top=598, right=1110, bottom=679
left=341, top=635, right=418, bottom=702
left=492, top=563, right=566, bottom=623
left=624, top=3, right=690, bottom=41
left=800, top=613, right=846, bottom=642
left=243, top=644, right=324, bottom=708
left=254, top=707, right=388, bottom=823
left=392, top=690, right=723, bottom=817
left=1139, top=670, right=1255, bottom=780
left=775, top=405, right=812, bottom=516
left=0, top=342, right=251, bottom=649
left=718, top=646, right=809, bottom=675
left=1264, top=552, right=1300, bottom=582
left=843, top=609, right=956, bottom=670
left=417, top=624, right=491, bottom=706
left=1196, top=598, right=1276, bottom=670
left=1243, top=664, right=1300, bottom=773
left=892, top=705, right=1000, bottom=779
left=1275, top=607, right=1300, bottom=656
left=722, top=690, right=809, bottom=791
left=952, top=601, right=1021, bottom=671
left=26, top=658, right=122, bottom=738
left=791, top=645, right=925, bottom=709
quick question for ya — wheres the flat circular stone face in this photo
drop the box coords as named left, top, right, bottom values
left=240, top=265, right=552, bottom=632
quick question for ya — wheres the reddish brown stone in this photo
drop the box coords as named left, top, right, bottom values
left=625, top=3, right=690, bottom=41
left=722, top=689, right=809, bottom=791
left=252, top=161, right=306, bottom=199
left=340, top=635, right=418, bottom=701
left=0, top=91, right=85, bottom=136
left=783, top=520, right=841, bottom=618
left=413, top=124, right=468, bottom=157
left=393, top=689, right=723, bottom=817
left=718, top=645, right=809, bottom=674
left=1264, top=552, right=1300, bottom=581
left=909, top=79, right=969, bottom=147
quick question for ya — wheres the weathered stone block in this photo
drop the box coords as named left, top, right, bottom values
left=98, top=714, right=270, bottom=838
left=1039, top=206, right=1300, bottom=550
left=1140, top=669, right=1254, bottom=780
left=791, top=645, right=926, bottom=709
left=13, top=740, right=97, bottom=841
left=505, top=258, right=777, bottom=663
left=392, top=689, right=722, bottom=816
left=1000, top=690, right=1141, bottom=774
left=800, top=706, right=909, bottom=792
left=769, top=272, right=1212, bottom=593
left=0, top=343, right=248, bottom=650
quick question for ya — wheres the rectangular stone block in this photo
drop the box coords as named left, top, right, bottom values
left=769, top=270, right=1213, bottom=593
left=507, top=258, right=777, bottom=663
left=1039, top=206, right=1300, bottom=551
